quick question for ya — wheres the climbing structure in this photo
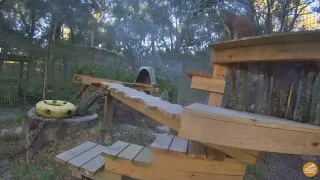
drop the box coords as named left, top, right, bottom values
left=56, top=31, right=320, bottom=180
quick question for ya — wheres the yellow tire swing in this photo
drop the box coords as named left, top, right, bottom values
left=35, top=100, right=77, bottom=118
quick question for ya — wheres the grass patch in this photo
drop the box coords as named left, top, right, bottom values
left=92, top=120, right=104, bottom=136
left=10, top=159, right=69, bottom=180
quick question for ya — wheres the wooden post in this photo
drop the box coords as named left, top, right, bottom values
left=208, top=64, right=227, bottom=106
left=82, top=88, right=89, bottom=101
left=43, top=56, right=48, bottom=100
left=104, top=94, right=114, bottom=128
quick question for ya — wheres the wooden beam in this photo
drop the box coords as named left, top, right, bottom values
left=73, top=74, right=159, bottom=93
left=209, top=31, right=320, bottom=50
left=186, top=70, right=213, bottom=79
left=211, top=41, right=320, bottom=64
left=179, top=103, right=320, bottom=156
left=207, top=64, right=226, bottom=106
left=104, top=94, right=114, bottom=128
left=191, top=76, right=225, bottom=93
left=110, top=91, right=180, bottom=131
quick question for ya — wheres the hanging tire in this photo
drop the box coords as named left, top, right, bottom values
left=35, top=100, right=77, bottom=118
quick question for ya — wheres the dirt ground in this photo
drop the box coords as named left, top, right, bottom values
left=1, top=104, right=320, bottom=180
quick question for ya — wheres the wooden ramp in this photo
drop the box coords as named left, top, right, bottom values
left=179, top=103, right=320, bottom=155
left=102, top=135, right=247, bottom=180
left=102, top=82, right=183, bottom=130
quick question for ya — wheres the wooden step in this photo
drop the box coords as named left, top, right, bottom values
left=55, top=141, right=123, bottom=179
left=179, top=103, right=320, bottom=156
left=102, top=138, right=247, bottom=180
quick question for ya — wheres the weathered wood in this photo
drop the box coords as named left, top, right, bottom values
left=210, top=31, right=320, bottom=50
left=68, top=145, right=109, bottom=170
left=186, top=70, right=213, bottom=78
left=55, top=141, right=98, bottom=165
left=211, top=41, right=320, bottom=64
left=150, top=134, right=174, bottom=152
left=132, top=147, right=153, bottom=166
left=101, top=141, right=130, bottom=160
left=104, top=94, right=114, bottom=128
left=80, top=154, right=105, bottom=176
left=168, top=137, right=188, bottom=156
left=180, top=103, right=320, bottom=155
left=116, top=144, right=144, bottom=161
left=190, top=76, right=225, bottom=93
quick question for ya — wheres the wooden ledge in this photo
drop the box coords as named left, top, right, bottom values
left=179, top=103, right=320, bottom=156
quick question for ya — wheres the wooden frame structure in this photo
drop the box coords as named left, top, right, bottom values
left=56, top=31, right=320, bottom=180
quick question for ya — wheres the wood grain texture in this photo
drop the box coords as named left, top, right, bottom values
left=168, top=137, right=188, bottom=156
left=132, top=147, right=153, bottom=166
left=80, top=155, right=105, bottom=176
left=104, top=94, right=114, bottom=128
left=179, top=109, right=320, bottom=156
left=68, top=145, right=109, bottom=170
left=184, top=103, right=320, bottom=133
left=150, top=134, right=174, bottom=152
left=211, top=42, right=320, bottom=64
left=152, top=152, right=247, bottom=176
left=116, top=144, right=144, bottom=161
left=186, top=70, right=213, bottom=79
left=101, top=141, right=130, bottom=160
left=191, top=76, right=226, bottom=93
left=55, top=141, right=97, bottom=165
left=109, top=90, right=180, bottom=130
left=210, top=31, right=320, bottom=50
left=187, top=140, right=206, bottom=160
left=105, top=158, right=244, bottom=180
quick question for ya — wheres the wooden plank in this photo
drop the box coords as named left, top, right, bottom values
left=132, top=147, right=152, bottom=167
left=101, top=141, right=130, bottom=160
left=205, top=145, right=226, bottom=161
left=80, top=76, right=158, bottom=92
left=116, top=144, right=144, bottom=161
left=68, top=145, right=109, bottom=170
left=105, top=158, right=243, bottom=180
left=207, top=64, right=227, bottom=106
left=71, top=167, right=123, bottom=180
left=206, top=143, right=257, bottom=164
left=82, top=87, right=89, bottom=101
left=187, top=140, right=206, bottom=160
left=80, top=154, right=105, bottom=176
left=184, top=103, right=320, bottom=134
left=179, top=109, right=320, bottom=156
left=150, top=134, right=174, bottom=152
left=152, top=152, right=247, bottom=176
left=186, top=70, right=213, bottom=79
left=211, top=41, right=320, bottom=64
left=104, top=94, right=114, bottom=128
left=168, top=137, right=188, bottom=156
left=110, top=91, right=180, bottom=130
left=191, top=76, right=225, bottom=93
left=210, top=31, right=320, bottom=50
left=55, top=141, right=97, bottom=165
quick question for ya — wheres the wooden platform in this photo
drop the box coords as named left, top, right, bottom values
left=102, top=135, right=247, bottom=180
left=210, top=31, right=320, bottom=64
left=179, top=103, right=320, bottom=155
left=102, top=82, right=182, bottom=130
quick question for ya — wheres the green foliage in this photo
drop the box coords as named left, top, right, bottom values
left=92, top=120, right=104, bottom=136
left=75, top=63, right=106, bottom=78
left=10, top=159, right=63, bottom=180
left=156, top=75, right=179, bottom=103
